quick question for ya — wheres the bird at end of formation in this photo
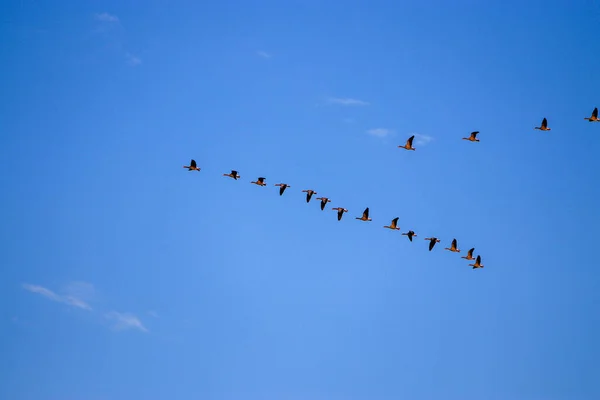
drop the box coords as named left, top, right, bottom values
left=584, top=107, right=599, bottom=122
left=183, top=159, right=200, bottom=171
left=402, top=230, right=416, bottom=241
left=356, top=207, right=372, bottom=222
left=383, top=217, right=400, bottom=230
left=462, top=131, right=480, bottom=142
left=399, top=135, right=416, bottom=151
left=444, top=238, right=461, bottom=253
left=316, top=197, right=331, bottom=210
left=223, top=170, right=240, bottom=180
left=469, top=255, right=484, bottom=269
left=251, top=177, right=266, bottom=186
left=424, top=237, right=441, bottom=251
left=274, top=183, right=290, bottom=196
left=332, top=207, right=348, bottom=221
left=461, top=247, right=475, bottom=260
left=302, top=189, right=317, bottom=203
left=534, top=117, right=551, bottom=131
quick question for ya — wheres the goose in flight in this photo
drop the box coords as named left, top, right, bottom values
left=444, top=238, right=461, bottom=253
left=274, top=183, right=291, bottom=196
left=399, top=135, right=416, bottom=151
left=424, top=237, right=441, bottom=251
left=383, top=217, right=400, bottom=230
left=534, top=117, right=551, bottom=131
left=356, top=207, right=372, bottom=221
left=462, top=131, right=480, bottom=142
left=332, top=207, right=348, bottom=221
left=469, top=255, right=484, bottom=269
left=251, top=177, right=266, bottom=186
left=584, top=107, right=599, bottom=122
left=402, top=230, right=417, bottom=241
left=302, top=189, right=317, bottom=203
left=461, top=247, right=476, bottom=260
left=316, top=197, right=331, bottom=210
left=183, top=159, right=200, bottom=171
left=223, top=170, right=240, bottom=180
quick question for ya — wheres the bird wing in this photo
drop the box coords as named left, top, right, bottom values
left=407, top=135, right=414, bottom=146
left=471, top=131, right=479, bottom=139
left=476, top=255, right=481, bottom=264
left=391, top=217, right=399, bottom=227
left=542, top=118, right=547, bottom=128
left=452, top=238, right=457, bottom=249
left=594, top=107, right=599, bottom=119
left=468, top=247, right=474, bottom=257
left=363, top=207, right=369, bottom=219
left=258, top=177, right=265, bottom=183
left=279, top=186, right=285, bottom=195
left=429, top=240, right=435, bottom=251
left=231, top=170, right=238, bottom=176
left=190, top=159, right=197, bottom=168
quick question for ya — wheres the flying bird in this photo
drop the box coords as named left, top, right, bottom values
left=383, top=217, right=400, bottom=230
left=584, top=107, right=599, bottom=122
left=183, top=159, right=200, bottom=171
left=332, top=207, right=348, bottom=221
left=274, top=183, right=291, bottom=196
left=461, top=247, right=476, bottom=260
left=223, top=170, right=240, bottom=180
left=402, top=230, right=417, bottom=241
left=399, top=135, right=416, bottom=151
left=251, top=177, right=266, bottom=186
left=462, top=131, right=480, bottom=142
left=316, top=197, right=331, bottom=210
left=424, top=237, right=441, bottom=251
left=444, top=238, right=461, bottom=253
left=302, top=189, right=317, bottom=203
left=356, top=207, right=372, bottom=221
left=534, top=117, right=551, bottom=131
left=469, top=255, right=484, bottom=269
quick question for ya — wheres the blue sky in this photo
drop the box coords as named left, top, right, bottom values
left=1, top=1, right=600, bottom=399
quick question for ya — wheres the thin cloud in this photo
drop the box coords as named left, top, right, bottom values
left=105, top=311, right=148, bottom=332
left=22, top=283, right=92, bottom=311
left=125, top=52, right=142, bottom=66
left=326, top=97, right=369, bottom=106
left=367, top=128, right=393, bottom=138
left=256, top=50, right=272, bottom=58
left=412, top=133, right=434, bottom=146
left=147, top=310, right=159, bottom=318
left=95, top=12, right=119, bottom=23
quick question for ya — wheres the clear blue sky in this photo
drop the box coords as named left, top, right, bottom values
left=1, top=1, right=599, bottom=399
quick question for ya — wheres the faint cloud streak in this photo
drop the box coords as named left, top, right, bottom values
left=412, top=133, right=434, bottom=146
left=126, top=52, right=142, bottom=66
left=257, top=50, right=272, bottom=58
left=105, top=311, right=148, bottom=332
left=95, top=12, right=119, bottom=23
left=22, top=283, right=92, bottom=311
left=326, top=97, right=369, bottom=106
left=366, top=128, right=393, bottom=138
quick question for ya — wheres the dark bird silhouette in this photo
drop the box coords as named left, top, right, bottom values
left=383, top=217, right=400, bottom=230
left=250, top=177, right=266, bottom=186
left=274, top=183, right=291, bottom=196
left=425, top=237, right=441, bottom=251
left=399, top=135, right=416, bottom=151
left=584, top=107, right=599, bottom=122
left=302, top=189, right=317, bottom=203
left=356, top=207, right=372, bottom=221
left=469, top=255, right=484, bottom=269
left=462, top=131, right=480, bottom=142
left=402, top=230, right=417, bottom=241
left=316, top=197, right=331, bottom=210
left=332, top=207, right=348, bottom=221
left=444, top=238, right=461, bottom=253
left=461, top=247, right=475, bottom=260
left=534, top=117, right=551, bottom=131
left=183, top=159, right=200, bottom=171
left=223, top=170, right=240, bottom=180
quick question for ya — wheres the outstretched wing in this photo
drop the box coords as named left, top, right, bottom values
left=279, top=185, right=285, bottom=196
left=594, top=107, right=598, bottom=119
left=471, top=131, right=479, bottom=139
left=306, top=191, right=313, bottom=202
left=231, top=170, right=238, bottom=176
left=363, top=207, right=369, bottom=219
left=429, top=239, right=435, bottom=251
left=391, top=217, right=399, bottom=228
left=468, top=247, right=474, bottom=257
left=258, top=177, right=265, bottom=183
left=190, top=159, right=197, bottom=168
left=476, top=255, right=481, bottom=264
left=541, top=118, right=547, bottom=128
left=408, top=231, right=413, bottom=241
left=407, top=135, right=415, bottom=147
left=452, top=238, right=457, bottom=249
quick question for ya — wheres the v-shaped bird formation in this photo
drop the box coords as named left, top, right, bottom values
left=183, top=108, right=599, bottom=270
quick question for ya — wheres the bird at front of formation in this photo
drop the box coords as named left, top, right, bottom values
left=356, top=207, right=372, bottom=222
left=469, top=255, right=484, bottom=269
left=534, top=117, right=551, bottom=131
left=461, top=247, right=476, bottom=260
left=402, top=230, right=417, bottom=241
left=183, top=159, right=200, bottom=171
left=425, top=237, right=441, bottom=251
left=399, top=135, right=416, bottom=151
left=302, top=189, right=317, bottom=203
left=584, top=107, right=599, bottom=122
left=332, top=207, right=348, bottom=221
left=462, top=131, right=480, bottom=142
left=444, top=238, right=461, bottom=253
left=223, top=170, right=240, bottom=180
left=274, top=183, right=291, bottom=196
left=251, top=177, right=266, bottom=186
left=384, top=217, right=400, bottom=230
left=316, top=197, right=331, bottom=210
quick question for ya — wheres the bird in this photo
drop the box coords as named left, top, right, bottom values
left=402, top=230, right=417, bottom=241
left=399, top=135, right=416, bottom=151
left=462, top=131, right=480, bottom=142
left=383, top=217, right=400, bottom=230
left=534, top=117, right=551, bottom=131
left=302, top=189, right=317, bottom=203
left=461, top=247, right=476, bottom=260
left=356, top=207, right=372, bottom=221
left=274, top=183, right=291, bottom=196
left=223, top=170, right=240, bottom=180
left=332, top=207, right=348, bottom=221
left=250, top=177, right=266, bottom=186
left=424, top=237, right=441, bottom=251
left=469, top=255, right=484, bottom=269
left=183, top=159, right=200, bottom=171
left=316, top=197, right=331, bottom=210
left=584, top=107, right=599, bottom=122
left=444, top=238, right=461, bottom=253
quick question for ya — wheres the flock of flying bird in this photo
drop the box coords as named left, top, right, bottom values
left=182, top=107, right=600, bottom=271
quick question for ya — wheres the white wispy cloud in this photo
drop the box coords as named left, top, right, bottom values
left=147, top=310, right=159, bottom=318
left=326, top=97, right=369, bottom=106
left=257, top=50, right=272, bottom=58
left=125, top=52, right=142, bottom=66
left=95, top=12, right=119, bottom=23
left=367, top=128, right=393, bottom=138
left=105, top=311, right=148, bottom=332
left=22, top=283, right=92, bottom=311
left=412, top=133, right=434, bottom=146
